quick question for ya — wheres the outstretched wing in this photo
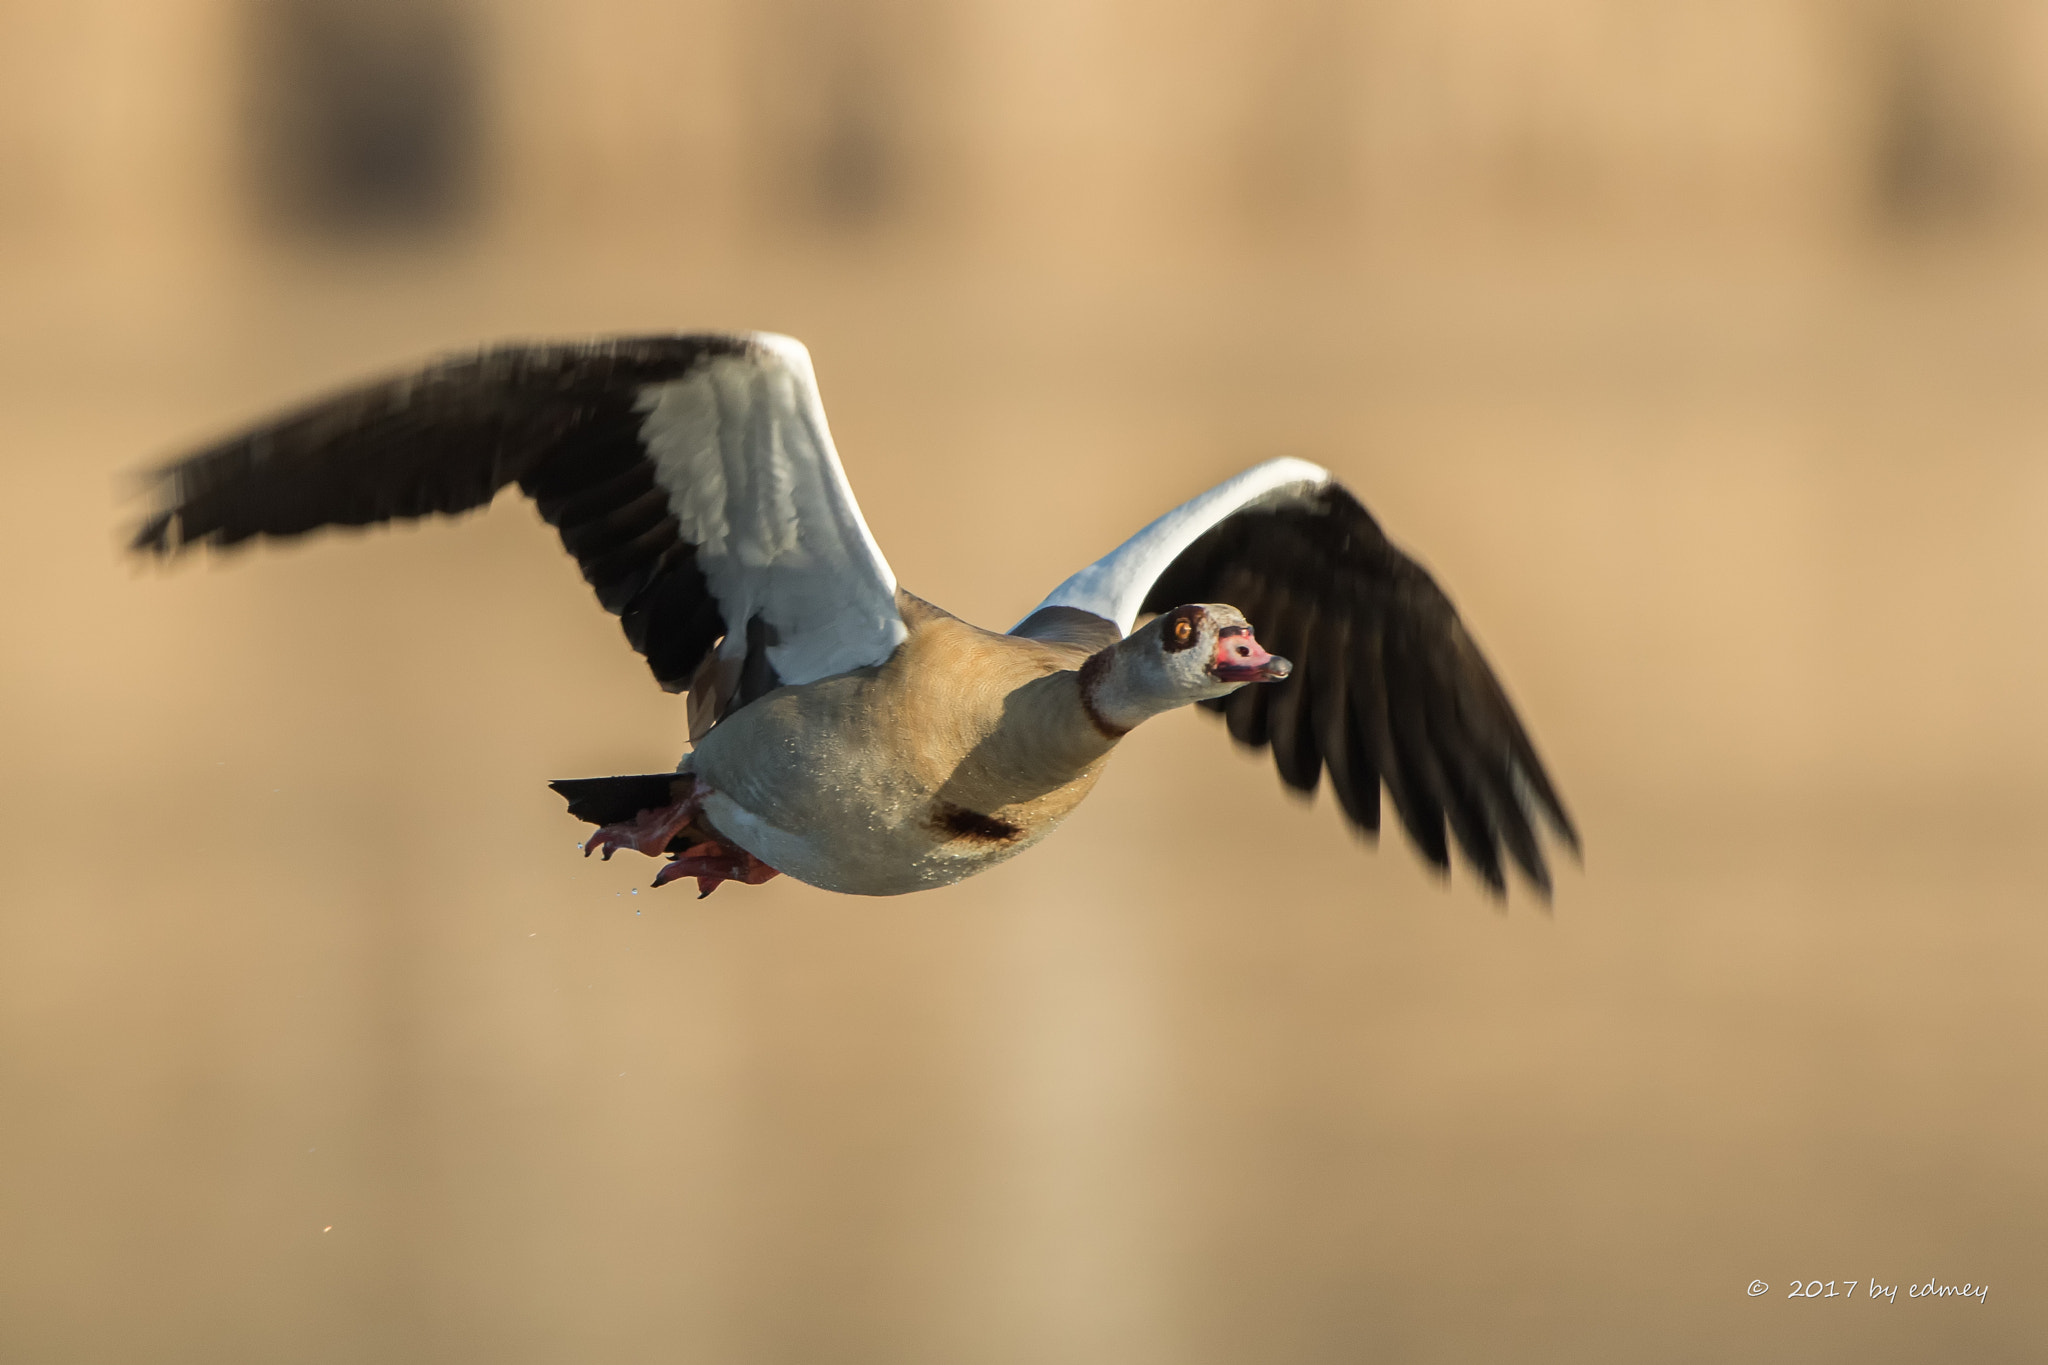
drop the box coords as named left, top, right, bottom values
left=1027, top=459, right=1577, bottom=896
left=131, top=332, right=906, bottom=716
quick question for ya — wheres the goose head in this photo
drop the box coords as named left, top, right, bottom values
left=1079, top=603, right=1290, bottom=737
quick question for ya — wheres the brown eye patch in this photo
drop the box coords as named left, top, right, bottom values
left=1162, top=605, right=1205, bottom=652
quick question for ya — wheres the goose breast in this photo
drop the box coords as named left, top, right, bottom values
left=689, top=597, right=1115, bottom=895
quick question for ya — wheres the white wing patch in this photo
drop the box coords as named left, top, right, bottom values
left=639, top=333, right=907, bottom=686
left=1025, top=457, right=1331, bottom=633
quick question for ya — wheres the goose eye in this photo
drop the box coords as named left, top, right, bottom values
left=1171, top=618, right=1193, bottom=645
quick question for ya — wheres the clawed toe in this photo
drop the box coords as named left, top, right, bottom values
left=652, top=840, right=781, bottom=898
left=572, top=784, right=779, bottom=897
left=581, top=794, right=702, bottom=861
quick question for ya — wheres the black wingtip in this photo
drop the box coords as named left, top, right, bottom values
left=127, top=502, right=179, bottom=557
left=1540, top=778, right=1581, bottom=840
left=1514, top=753, right=1581, bottom=860
left=1546, top=807, right=1583, bottom=865
left=121, top=450, right=208, bottom=558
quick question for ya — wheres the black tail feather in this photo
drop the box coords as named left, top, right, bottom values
left=549, top=772, right=690, bottom=827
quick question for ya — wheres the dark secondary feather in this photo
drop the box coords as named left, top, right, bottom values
left=129, top=334, right=753, bottom=695
left=1142, top=483, right=1577, bottom=896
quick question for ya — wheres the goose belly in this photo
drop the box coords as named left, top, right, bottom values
left=699, top=789, right=1051, bottom=897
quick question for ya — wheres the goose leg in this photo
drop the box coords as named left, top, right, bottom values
left=582, top=789, right=703, bottom=861
left=652, top=841, right=782, bottom=898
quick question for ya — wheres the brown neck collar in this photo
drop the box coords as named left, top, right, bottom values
left=1076, top=650, right=1131, bottom=741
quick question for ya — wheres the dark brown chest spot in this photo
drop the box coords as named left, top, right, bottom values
left=929, top=800, right=1023, bottom=843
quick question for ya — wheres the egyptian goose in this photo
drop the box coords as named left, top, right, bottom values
left=133, top=333, right=1576, bottom=898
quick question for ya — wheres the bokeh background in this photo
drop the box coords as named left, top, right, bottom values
left=4, top=1, right=2047, bottom=1360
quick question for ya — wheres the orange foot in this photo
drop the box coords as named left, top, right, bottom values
left=652, top=840, right=782, bottom=899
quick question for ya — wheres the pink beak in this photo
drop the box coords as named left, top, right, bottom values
left=1213, top=627, right=1291, bottom=683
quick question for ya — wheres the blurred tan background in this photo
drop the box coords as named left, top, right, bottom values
left=3, top=1, right=2047, bottom=1360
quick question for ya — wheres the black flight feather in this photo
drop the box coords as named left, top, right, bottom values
left=1142, top=481, right=1576, bottom=897
left=130, top=334, right=757, bottom=696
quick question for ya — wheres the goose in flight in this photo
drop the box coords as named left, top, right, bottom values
left=132, top=333, right=1576, bottom=899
